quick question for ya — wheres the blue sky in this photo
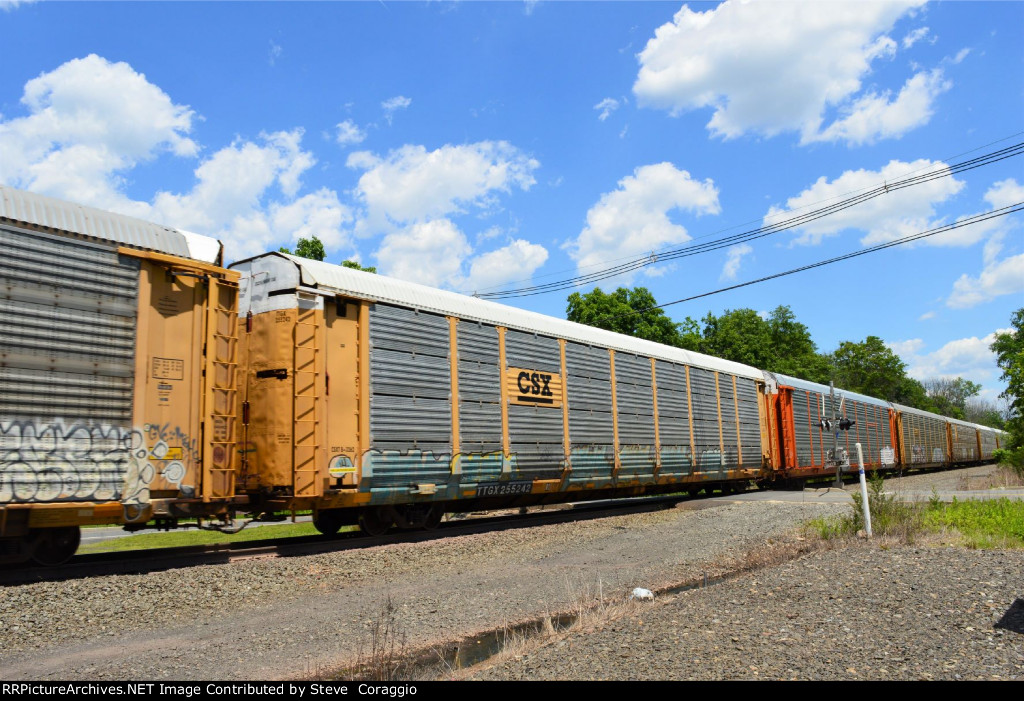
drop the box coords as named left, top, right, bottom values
left=1, top=1, right=1022, bottom=405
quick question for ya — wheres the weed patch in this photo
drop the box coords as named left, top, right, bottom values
left=806, top=473, right=1024, bottom=549
left=924, top=498, right=1024, bottom=549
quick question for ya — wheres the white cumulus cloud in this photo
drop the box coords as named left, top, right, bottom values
left=0, top=56, right=357, bottom=263
left=349, top=141, right=539, bottom=233
left=947, top=254, right=1024, bottom=309
left=141, top=130, right=352, bottom=260
left=720, top=243, right=752, bottom=281
left=766, top=159, right=965, bottom=246
left=354, top=141, right=546, bottom=289
left=381, top=95, right=411, bottom=124
left=984, top=178, right=1024, bottom=210
left=1, top=0, right=38, bottom=10
left=463, top=239, right=549, bottom=293
left=0, top=54, right=197, bottom=208
left=375, top=218, right=471, bottom=287
left=902, top=26, right=931, bottom=49
left=887, top=338, right=925, bottom=356
left=568, top=162, right=720, bottom=279
left=944, top=178, right=1024, bottom=309
left=807, top=69, right=951, bottom=146
left=898, top=330, right=1010, bottom=393
left=633, top=0, right=935, bottom=145
left=594, top=97, right=621, bottom=121
left=335, top=119, right=367, bottom=146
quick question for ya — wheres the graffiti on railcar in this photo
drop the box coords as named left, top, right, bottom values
left=658, top=445, right=694, bottom=476
left=359, top=448, right=522, bottom=480
left=122, top=423, right=200, bottom=506
left=0, top=420, right=127, bottom=503
left=0, top=419, right=199, bottom=509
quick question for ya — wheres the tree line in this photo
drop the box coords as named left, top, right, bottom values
left=566, top=286, right=1012, bottom=431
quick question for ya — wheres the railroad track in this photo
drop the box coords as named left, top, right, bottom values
left=1, top=493, right=716, bottom=586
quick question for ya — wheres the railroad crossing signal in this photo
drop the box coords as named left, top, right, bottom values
left=819, top=418, right=857, bottom=431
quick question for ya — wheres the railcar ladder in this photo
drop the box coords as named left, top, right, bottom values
left=201, top=276, right=240, bottom=501
left=293, top=296, right=322, bottom=498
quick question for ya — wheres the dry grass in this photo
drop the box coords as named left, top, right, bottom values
left=446, top=538, right=830, bottom=679
left=724, top=534, right=833, bottom=574
left=337, top=593, right=413, bottom=681
left=958, top=465, right=1024, bottom=491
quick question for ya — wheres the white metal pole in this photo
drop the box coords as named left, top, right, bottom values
left=855, top=442, right=872, bottom=537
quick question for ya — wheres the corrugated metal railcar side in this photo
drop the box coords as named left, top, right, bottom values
left=0, top=186, right=239, bottom=564
left=231, top=254, right=775, bottom=533
left=948, top=418, right=980, bottom=463
left=769, top=373, right=897, bottom=480
left=975, top=424, right=999, bottom=461
left=891, top=403, right=949, bottom=468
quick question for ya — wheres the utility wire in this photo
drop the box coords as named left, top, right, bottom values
left=475, top=141, right=1024, bottom=300
left=583, top=201, right=1024, bottom=330
left=466, top=130, right=1024, bottom=296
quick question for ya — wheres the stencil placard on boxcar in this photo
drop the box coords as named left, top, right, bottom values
left=476, top=480, right=533, bottom=497
left=505, top=367, right=563, bottom=407
left=152, top=357, right=184, bottom=380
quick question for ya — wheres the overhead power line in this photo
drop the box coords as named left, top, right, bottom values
left=585, top=201, right=1024, bottom=330
left=475, top=140, right=1024, bottom=300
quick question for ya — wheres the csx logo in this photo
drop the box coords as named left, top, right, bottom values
left=517, top=371, right=553, bottom=397
left=506, top=367, right=562, bottom=407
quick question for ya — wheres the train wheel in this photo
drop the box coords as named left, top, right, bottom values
left=29, top=527, right=81, bottom=567
left=313, top=509, right=344, bottom=536
left=422, top=506, right=443, bottom=531
left=358, top=507, right=393, bottom=537
left=687, top=487, right=700, bottom=498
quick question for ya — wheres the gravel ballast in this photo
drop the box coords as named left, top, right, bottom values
left=0, top=500, right=844, bottom=680
left=0, top=465, right=1020, bottom=680
left=471, top=544, right=1023, bottom=681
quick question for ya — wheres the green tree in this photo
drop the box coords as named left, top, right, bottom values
left=696, top=305, right=830, bottom=382
left=991, top=308, right=1024, bottom=447
left=699, top=308, right=773, bottom=368
left=829, top=336, right=912, bottom=402
left=341, top=260, right=377, bottom=273
left=923, top=377, right=982, bottom=419
left=279, top=235, right=326, bottom=261
left=566, top=286, right=687, bottom=347
left=765, top=306, right=832, bottom=382
left=965, top=399, right=1007, bottom=430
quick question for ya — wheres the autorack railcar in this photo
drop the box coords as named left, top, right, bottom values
left=0, top=186, right=242, bottom=564
left=230, top=252, right=776, bottom=535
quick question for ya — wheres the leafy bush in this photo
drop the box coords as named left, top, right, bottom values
left=993, top=447, right=1024, bottom=478
left=850, top=471, right=923, bottom=540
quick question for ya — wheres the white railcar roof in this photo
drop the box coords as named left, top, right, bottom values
left=771, top=372, right=893, bottom=409
left=244, top=253, right=766, bottom=381
left=0, top=185, right=222, bottom=264
left=948, top=416, right=981, bottom=430
left=890, top=402, right=951, bottom=422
